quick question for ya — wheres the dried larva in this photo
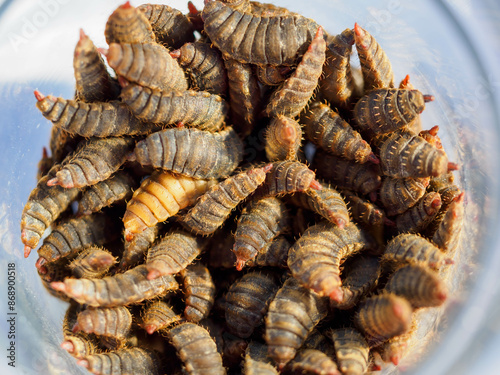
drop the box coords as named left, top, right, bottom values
left=283, top=348, right=340, bottom=375
left=138, top=3, right=195, bottom=49
left=74, top=29, right=120, bottom=103
left=395, top=191, right=442, bottom=234
left=120, top=83, right=228, bottom=132
left=264, top=115, right=303, bottom=161
left=232, top=196, right=291, bottom=270
left=167, top=322, right=226, bottom=375
left=78, top=171, right=136, bottom=215
left=354, top=293, right=413, bottom=347
left=385, top=264, right=447, bottom=308
left=50, top=264, right=179, bottom=307
left=224, top=271, right=280, bottom=338
left=180, top=264, right=216, bottom=323
left=78, top=347, right=160, bottom=375
left=301, top=101, right=376, bottom=164
left=173, top=41, right=228, bottom=96
left=255, top=65, right=291, bottom=86
left=104, top=2, right=155, bottom=45
left=182, top=165, right=270, bottom=235
left=68, top=246, right=116, bottom=279
left=264, top=27, right=326, bottom=118
left=76, top=306, right=133, bottom=345
left=61, top=302, right=99, bottom=359
left=46, top=137, right=135, bottom=189
left=119, top=224, right=160, bottom=270
left=353, top=23, right=394, bottom=91
left=122, top=170, right=216, bottom=240
left=243, top=341, right=279, bottom=375
left=287, top=221, right=376, bottom=301
left=104, top=42, right=188, bottom=92
left=329, top=327, right=370, bottom=375
left=264, top=277, right=329, bottom=369
left=379, top=176, right=430, bottom=217
left=224, top=57, right=262, bottom=137
left=141, top=299, right=182, bottom=334
left=34, top=91, right=146, bottom=137
left=202, top=0, right=319, bottom=66
left=146, top=229, right=206, bottom=279
left=132, top=127, right=243, bottom=179
left=431, top=192, right=465, bottom=253
left=247, top=235, right=291, bottom=268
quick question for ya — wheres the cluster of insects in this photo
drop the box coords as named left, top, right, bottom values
left=23, top=1, right=465, bottom=374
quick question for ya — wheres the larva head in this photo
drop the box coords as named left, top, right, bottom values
left=74, top=29, right=91, bottom=58
left=353, top=23, right=370, bottom=49
left=407, top=89, right=427, bottom=114
left=34, top=90, right=54, bottom=113
left=423, top=191, right=442, bottom=216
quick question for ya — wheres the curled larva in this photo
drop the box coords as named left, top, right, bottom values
left=61, top=302, right=100, bottom=359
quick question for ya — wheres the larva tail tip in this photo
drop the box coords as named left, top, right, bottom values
left=315, top=26, right=324, bottom=39
left=354, top=22, right=365, bottom=39
left=121, top=1, right=132, bottom=9
left=72, top=323, right=81, bottom=333
left=392, top=301, right=407, bottom=320
left=424, top=94, right=435, bottom=103
left=431, top=195, right=442, bottom=209
left=333, top=217, right=347, bottom=229
left=124, top=229, right=135, bottom=242
left=455, top=191, right=465, bottom=203
left=429, top=125, right=440, bottom=135
left=367, top=152, right=380, bottom=164
left=147, top=269, right=162, bottom=280
left=329, top=288, right=343, bottom=302
left=76, top=359, right=90, bottom=369
left=170, top=49, right=181, bottom=59
left=79, top=28, right=87, bottom=41
left=447, top=162, right=459, bottom=172
left=46, top=177, right=60, bottom=187
left=50, top=281, right=67, bottom=293
left=263, top=163, right=273, bottom=173
left=34, top=90, right=45, bottom=101
left=309, top=179, right=322, bottom=190
left=444, top=258, right=455, bottom=265
left=235, top=259, right=245, bottom=271
left=144, top=324, right=157, bottom=335
left=42, top=146, right=49, bottom=158
left=187, top=1, right=199, bottom=15
left=391, top=354, right=401, bottom=366
left=437, top=289, right=448, bottom=302
left=282, top=124, right=297, bottom=144
left=400, top=74, right=411, bottom=88
left=60, top=340, right=75, bottom=353
left=35, top=257, right=47, bottom=270
left=89, top=253, right=116, bottom=268
left=23, top=245, right=32, bottom=258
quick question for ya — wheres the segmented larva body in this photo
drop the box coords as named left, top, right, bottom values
left=331, top=255, right=381, bottom=310
left=119, top=224, right=159, bottom=270
left=319, top=28, right=356, bottom=110
left=51, top=264, right=179, bottom=307
left=133, top=127, right=243, bottom=179
left=62, top=303, right=99, bottom=359
left=146, top=230, right=206, bottom=278
left=264, top=26, right=325, bottom=118
left=104, top=2, right=155, bottom=45
left=39, top=259, right=72, bottom=302
left=182, top=165, right=270, bottom=235
left=243, top=342, right=279, bottom=375
left=302, top=102, right=375, bottom=164
left=287, top=221, right=375, bottom=301
left=379, top=176, right=429, bottom=217
left=385, top=264, right=447, bottom=308
left=264, top=277, right=329, bottom=369
left=49, top=126, right=80, bottom=164
left=141, top=299, right=182, bottom=334
left=429, top=175, right=461, bottom=211
left=353, top=23, right=394, bottom=91
left=168, top=322, right=226, bottom=375
left=330, top=327, right=370, bottom=375
left=248, top=235, right=291, bottom=268
left=395, top=191, right=442, bottom=234
left=37, top=147, right=55, bottom=180
left=78, top=171, right=136, bottom=215
left=285, top=348, right=340, bottom=375
left=225, top=57, right=262, bottom=137
left=233, top=196, right=291, bottom=270
left=76, top=306, right=132, bottom=344
left=202, top=0, right=319, bottom=66
left=174, top=42, right=228, bottom=96
left=138, top=3, right=195, bottom=49
left=255, top=65, right=290, bottom=86
left=220, top=0, right=251, bottom=12
left=224, top=271, right=280, bottom=338
left=341, top=189, right=386, bottom=228
left=74, top=30, right=120, bottom=103
left=120, top=84, right=228, bottom=132
left=180, top=264, right=216, bottom=322
left=378, top=319, right=417, bottom=366
left=122, top=170, right=216, bottom=239
left=68, top=246, right=116, bottom=279
left=47, top=137, right=135, bottom=189
left=79, top=347, right=160, bottom=375
left=431, top=192, right=465, bottom=253
left=264, top=115, right=302, bottom=161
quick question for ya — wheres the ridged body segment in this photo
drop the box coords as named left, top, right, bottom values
left=248, top=235, right=291, bottom=268
left=77, top=306, right=132, bottom=342
left=258, top=160, right=318, bottom=197
left=62, top=303, right=99, bottom=359
left=431, top=192, right=465, bottom=253
left=379, top=176, right=429, bottom=217
left=68, top=246, right=116, bottom=279
left=83, top=347, right=160, bottom=375
left=120, top=225, right=159, bottom=269
left=264, top=115, right=302, bottom=161
left=330, top=327, right=370, bottom=375
left=141, top=299, right=182, bottom=333
left=285, top=348, right=340, bottom=375
left=105, top=3, right=155, bottom=44
left=395, top=191, right=442, bottom=234
left=181, top=264, right=216, bottom=322
left=243, top=342, right=279, bottom=375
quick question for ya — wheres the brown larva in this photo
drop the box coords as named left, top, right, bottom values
left=431, top=192, right=465, bottom=254
left=283, top=348, right=340, bottom=375
left=379, top=176, right=430, bottom=217
left=255, top=65, right=291, bottom=87
left=329, top=327, right=370, bottom=375
left=243, top=341, right=279, bottom=375
left=247, top=235, right=291, bottom=269
left=68, top=246, right=116, bottom=279
left=377, top=318, right=417, bottom=366
left=104, top=2, right=155, bottom=45
left=48, top=126, right=80, bottom=165
left=61, top=302, right=99, bottom=359
left=141, top=299, right=182, bottom=335
left=38, top=259, right=72, bottom=302
left=180, top=263, right=216, bottom=323
left=340, top=189, right=386, bottom=229
left=264, top=115, right=303, bottom=161
left=119, top=224, right=160, bottom=270
left=395, top=191, right=442, bottom=234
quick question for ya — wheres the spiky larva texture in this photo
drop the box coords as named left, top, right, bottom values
left=180, top=264, right=216, bottom=322
left=168, top=322, right=226, bottom=375
left=331, top=255, right=381, bottom=310
left=341, top=190, right=385, bottom=228
left=247, top=235, right=291, bottom=268
left=379, top=176, right=429, bottom=217
left=133, top=127, right=243, bottom=179
left=264, top=27, right=326, bottom=118
left=76, top=306, right=132, bottom=343
left=47, top=137, right=135, bottom=189
left=51, top=264, right=179, bottom=307
left=378, top=319, right=417, bottom=366
left=353, top=23, right=394, bottom=91
left=80, top=347, right=160, bottom=375
left=243, top=342, right=279, bottom=375
left=141, top=299, right=182, bottom=334
left=287, top=221, right=376, bottom=301
left=122, top=170, right=216, bottom=239
left=68, top=246, right=116, bottom=279
left=395, top=191, right=442, bottom=234
left=62, top=303, right=99, bottom=359
left=138, top=3, right=195, bottom=49
left=182, top=165, right=270, bottom=235
left=330, top=327, right=370, bottom=375
left=264, top=277, right=329, bottom=369
left=319, top=28, right=357, bottom=110
left=313, top=151, right=382, bottom=196
left=232, top=197, right=291, bottom=270
left=104, top=3, right=155, bottom=45
left=225, top=57, right=262, bottom=137
left=354, top=293, right=413, bottom=346
left=202, top=0, right=319, bottom=66
left=302, top=102, right=374, bottom=163
left=146, top=230, right=206, bottom=278
left=119, top=224, right=159, bottom=270
left=224, top=271, right=280, bottom=338
left=255, top=65, right=290, bottom=86
left=385, top=264, right=447, bottom=308
left=283, top=348, right=340, bottom=375
left=73, top=30, right=120, bottom=103
left=264, top=115, right=302, bottom=161
left=120, top=84, right=227, bottom=132
left=431, top=192, right=465, bottom=253
left=78, top=171, right=136, bottom=215
left=175, top=41, right=228, bottom=96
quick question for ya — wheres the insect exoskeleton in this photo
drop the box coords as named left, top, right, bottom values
left=61, top=302, right=100, bottom=359
left=264, top=115, right=302, bottom=161
left=395, top=191, right=442, bottom=234
left=75, top=306, right=133, bottom=345
left=431, top=192, right=465, bottom=254
left=68, top=246, right=116, bottom=279
left=119, top=224, right=160, bottom=270
left=180, top=263, right=216, bottom=323
left=140, top=299, right=182, bottom=334
left=283, top=348, right=340, bottom=375
left=255, top=65, right=291, bottom=87
left=379, top=177, right=429, bottom=218
left=243, top=341, right=279, bottom=375
left=104, top=2, right=155, bottom=45
left=329, top=327, right=370, bottom=375
left=247, top=235, right=291, bottom=268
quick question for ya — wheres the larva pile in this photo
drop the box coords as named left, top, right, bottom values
left=23, top=1, right=465, bottom=374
